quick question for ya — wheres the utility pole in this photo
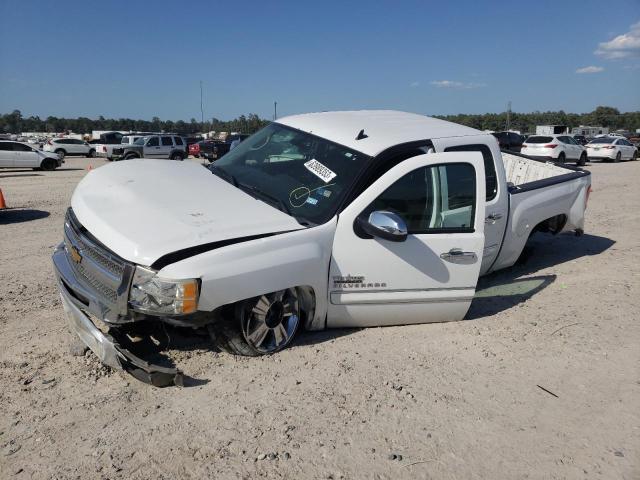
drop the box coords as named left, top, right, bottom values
left=200, top=80, right=204, bottom=125
left=274, top=101, right=277, bottom=121
left=506, top=100, right=511, bottom=131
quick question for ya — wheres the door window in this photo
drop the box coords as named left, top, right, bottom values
left=146, top=137, right=159, bottom=147
left=174, top=137, right=184, bottom=145
left=0, top=142, right=13, bottom=151
left=161, top=136, right=173, bottom=146
left=444, top=144, right=497, bottom=201
left=365, top=163, right=476, bottom=233
left=13, top=143, right=33, bottom=152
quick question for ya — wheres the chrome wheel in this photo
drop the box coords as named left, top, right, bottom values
left=240, top=288, right=300, bottom=353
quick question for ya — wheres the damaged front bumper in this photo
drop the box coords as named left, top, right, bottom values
left=53, top=243, right=183, bottom=387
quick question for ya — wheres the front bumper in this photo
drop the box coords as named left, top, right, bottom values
left=52, top=243, right=183, bottom=387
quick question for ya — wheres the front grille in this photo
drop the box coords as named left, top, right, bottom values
left=63, top=208, right=134, bottom=322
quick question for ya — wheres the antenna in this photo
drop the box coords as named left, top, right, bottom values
left=506, top=100, right=511, bottom=131
left=274, top=101, right=278, bottom=120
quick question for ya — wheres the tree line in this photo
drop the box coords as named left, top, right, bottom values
left=1, top=106, right=638, bottom=136
left=0, top=111, right=270, bottom=136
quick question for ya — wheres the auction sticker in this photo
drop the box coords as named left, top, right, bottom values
left=304, top=159, right=336, bottom=183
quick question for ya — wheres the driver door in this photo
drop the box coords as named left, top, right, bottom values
left=327, top=152, right=486, bottom=327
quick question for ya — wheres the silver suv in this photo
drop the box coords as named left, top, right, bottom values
left=111, top=135, right=187, bottom=161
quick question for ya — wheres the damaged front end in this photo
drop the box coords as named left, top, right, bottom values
left=51, top=209, right=195, bottom=387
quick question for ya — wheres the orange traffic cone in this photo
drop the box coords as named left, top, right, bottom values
left=0, top=189, right=6, bottom=209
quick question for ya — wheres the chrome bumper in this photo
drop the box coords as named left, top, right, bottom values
left=53, top=243, right=183, bottom=387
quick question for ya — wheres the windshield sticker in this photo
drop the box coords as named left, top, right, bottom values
left=304, top=159, right=336, bottom=183
left=306, top=197, right=318, bottom=205
left=289, top=183, right=335, bottom=208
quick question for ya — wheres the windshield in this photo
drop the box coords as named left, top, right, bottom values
left=211, top=123, right=371, bottom=225
left=588, top=137, right=614, bottom=144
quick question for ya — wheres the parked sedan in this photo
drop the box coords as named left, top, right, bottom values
left=586, top=137, right=638, bottom=162
left=0, top=141, right=64, bottom=170
left=43, top=138, right=95, bottom=159
left=521, top=134, right=587, bottom=166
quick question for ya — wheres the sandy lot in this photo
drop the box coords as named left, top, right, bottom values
left=0, top=156, right=638, bottom=479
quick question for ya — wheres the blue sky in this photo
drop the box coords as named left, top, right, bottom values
left=1, top=0, right=639, bottom=120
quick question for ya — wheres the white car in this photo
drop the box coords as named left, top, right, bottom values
left=43, top=138, right=96, bottom=159
left=0, top=140, right=64, bottom=170
left=52, top=111, right=592, bottom=386
left=521, top=134, right=587, bottom=165
left=586, top=137, right=638, bottom=162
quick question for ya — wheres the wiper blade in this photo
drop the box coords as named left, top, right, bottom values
left=238, top=183, right=291, bottom=216
left=210, top=165, right=238, bottom=187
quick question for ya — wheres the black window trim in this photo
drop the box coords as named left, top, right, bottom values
left=442, top=142, right=498, bottom=202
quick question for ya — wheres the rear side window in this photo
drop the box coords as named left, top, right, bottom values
left=174, top=137, right=184, bottom=145
left=444, top=144, right=497, bottom=201
left=161, top=136, right=173, bottom=146
left=526, top=136, right=553, bottom=144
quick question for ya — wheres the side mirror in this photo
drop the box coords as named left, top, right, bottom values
left=356, top=210, right=408, bottom=242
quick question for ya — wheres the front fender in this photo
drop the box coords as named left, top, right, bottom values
left=158, top=219, right=338, bottom=330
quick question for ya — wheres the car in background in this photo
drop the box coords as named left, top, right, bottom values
left=201, top=134, right=250, bottom=161
left=188, top=142, right=202, bottom=158
left=572, top=134, right=588, bottom=146
left=586, top=137, right=638, bottom=162
left=0, top=140, right=64, bottom=170
left=44, top=138, right=95, bottom=159
left=491, top=131, right=524, bottom=152
left=521, top=134, right=587, bottom=165
left=111, top=134, right=187, bottom=160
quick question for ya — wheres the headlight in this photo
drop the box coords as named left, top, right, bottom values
left=129, top=266, right=199, bottom=315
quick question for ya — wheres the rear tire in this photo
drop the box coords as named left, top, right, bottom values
left=577, top=152, right=587, bottom=166
left=633, top=151, right=638, bottom=161
left=615, top=152, right=621, bottom=163
left=208, top=288, right=303, bottom=356
left=55, top=149, right=66, bottom=159
left=88, top=149, right=96, bottom=158
left=41, top=158, right=56, bottom=171
left=170, top=152, right=185, bottom=161
left=557, top=152, right=566, bottom=163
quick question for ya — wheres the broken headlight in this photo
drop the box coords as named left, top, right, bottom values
left=129, top=266, right=199, bottom=315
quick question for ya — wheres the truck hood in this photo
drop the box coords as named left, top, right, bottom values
left=71, top=159, right=304, bottom=267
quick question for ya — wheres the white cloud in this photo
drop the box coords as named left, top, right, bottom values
left=409, top=81, right=420, bottom=87
left=430, top=80, right=486, bottom=89
left=595, top=21, right=640, bottom=59
left=576, top=65, right=604, bottom=74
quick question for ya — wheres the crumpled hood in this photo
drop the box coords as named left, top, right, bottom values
left=71, top=159, right=304, bottom=267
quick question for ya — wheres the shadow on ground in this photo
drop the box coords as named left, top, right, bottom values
left=466, top=232, right=615, bottom=320
left=0, top=173, right=43, bottom=179
left=0, top=208, right=50, bottom=224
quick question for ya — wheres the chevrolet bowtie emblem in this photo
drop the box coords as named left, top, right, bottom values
left=69, top=245, right=82, bottom=264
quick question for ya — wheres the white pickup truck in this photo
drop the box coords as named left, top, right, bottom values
left=52, top=111, right=591, bottom=386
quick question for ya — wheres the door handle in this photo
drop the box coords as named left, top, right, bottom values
left=440, top=248, right=477, bottom=264
left=485, top=212, right=504, bottom=223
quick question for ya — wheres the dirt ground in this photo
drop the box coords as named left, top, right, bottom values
left=0, top=156, right=638, bottom=479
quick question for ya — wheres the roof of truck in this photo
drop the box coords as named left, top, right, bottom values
left=276, top=110, right=483, bottom=157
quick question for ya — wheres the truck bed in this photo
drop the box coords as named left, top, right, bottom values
left=488, top=151, right=591, bottom=273
left=502, top=152, right=570, bottom=186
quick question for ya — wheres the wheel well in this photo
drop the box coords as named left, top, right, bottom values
left=532, top=214, right=567, bottom=235
left=297, top=286, right=316, bottom=330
